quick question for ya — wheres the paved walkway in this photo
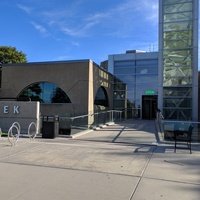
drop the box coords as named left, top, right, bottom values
left=0, top=120, right=199, bottom=200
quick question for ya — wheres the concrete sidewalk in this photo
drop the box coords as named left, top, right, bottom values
left=0, top=120, right=199, bottom=200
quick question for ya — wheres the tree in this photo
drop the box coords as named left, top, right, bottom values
left=0, top=46, right=27, bottom=64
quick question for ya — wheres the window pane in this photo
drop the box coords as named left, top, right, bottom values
left=163, top=98, right=192, bottom=108
left=18, top=82, right=71, bottom=103
left=113, top=83, right=126, bottom=90
left=114, top=100, right=126, bottom=108
left=164, top=38, right=192, bottom=49
left=136, top=75, right=158, bottom=84
left=163, top=87, right=192, bottom=97
left=164, top=30, right=192, bottom=41
left=164, top=67, right=192, bottom=77
left=164, top=21, right=192, bottom=32
left=136, top=66, right=158, bottom=74
left=164, top=11, right=192, bottom=22
left=164, top=0, right=192, bottom=5
left=163, top=76, right=192, bottom=86
left=163, top=49, right=192, bottom=67
left=163, top=108, right=192, bottom=120
left=136, top=59, right=158, bottom=66
left=114, top=67, right=135, bottom=74
left=114, top=61, right=135, bottom=67
left=113, top=91, right=126, bottom=100
left=164, top=2, right=192, bottom=14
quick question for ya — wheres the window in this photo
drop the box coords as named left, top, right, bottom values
left=94, top=87, right=109, bottom=107
left=17, top=82, right=71, bottom=103
left=164, top=2, right=193, bottom=14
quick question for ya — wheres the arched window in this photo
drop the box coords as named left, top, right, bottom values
left=94, top=87, right=109, bottom=107
left=17, top=82, right=71, bottom=103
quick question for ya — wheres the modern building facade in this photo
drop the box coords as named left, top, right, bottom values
left=0, top=60, right=113, bottom=132
left=158, top=0, right=199, bottom=121
left=109, top=50, right=159, bottom=119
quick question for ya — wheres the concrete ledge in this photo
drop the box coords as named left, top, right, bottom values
left=93, top=127, right=101, bottom=130
left=99, top=124, right=107, bottom=128
left=106, top=122, right=115, bottom=126
left=70, top=129, right=93, bottom=138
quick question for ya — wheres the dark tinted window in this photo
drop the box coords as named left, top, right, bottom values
left=17, top=82, right=71, bottom=103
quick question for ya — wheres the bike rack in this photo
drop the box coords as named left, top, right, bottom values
left=28, top=122, right=38, bottom=140
left=7, top=122, right=21, bottom=146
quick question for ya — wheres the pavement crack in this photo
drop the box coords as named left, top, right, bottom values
left=129, top=146, right=156, bottom=200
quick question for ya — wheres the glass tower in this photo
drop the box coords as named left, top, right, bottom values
left=109, top=51, right=158, bottom=118
left=158, top=0, right=199, bottom=120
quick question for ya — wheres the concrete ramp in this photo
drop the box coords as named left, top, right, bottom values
left=76, top=120, right=157, bottom=145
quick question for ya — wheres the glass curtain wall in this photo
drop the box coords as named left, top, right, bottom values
left=113, top=59, right=158, bottom=116
left=162, top=0, right=194, bottom=120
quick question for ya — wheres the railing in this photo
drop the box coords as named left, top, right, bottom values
left=156, top=111, right=164, bottom=137
left=121, top=108, right=141, bottom=119
left=59, top=110, right=122, bottom=135
left=156, top=112, right=200, bottom=142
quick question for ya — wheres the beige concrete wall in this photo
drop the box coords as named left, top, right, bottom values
left=0, top=60, right=113, bottom=119
left=0, top=61, right=90, bottom=116
left=93, top=63, right=113, bottom=112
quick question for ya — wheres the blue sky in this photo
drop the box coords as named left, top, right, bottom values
left=0, top=0, right=165, bottom=64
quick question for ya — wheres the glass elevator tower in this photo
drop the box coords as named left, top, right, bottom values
left=158, top=0, right=199, bottom=120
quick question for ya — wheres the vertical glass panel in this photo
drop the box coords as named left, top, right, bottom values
left=162, top=0, right=194, bottom=121
left=163, top=98, right=192, bottom=108
left=113, top=91, right=126, bottom=100
left=136, top=66, right=158, bottom=74
left=114, top=61, right=135, bottom=67
left=163, top=108, right=192, bottom=120
left=163, top=76, right=192, bottom=86
left=164, top=0, right=193, bottom=5
left=163, top=49, right=193, bottom=67
left=164, top=39, right=192, bottom=49
left=114, top=100, right=126, bottom=108
left=164, top=12, right=193, bottom=22
left=163, top=87, right=192, bottom=97
left=136, top=75, right=158, bottom=84
left=164, top=67, right=192, bottom=77
left=164, top=30, right=192, bottom=42
left=136, top=59, right=158, bottom=66
left=164, top=21, right=192, bottom=31
left=164, top=2, right=192, bottom=13
left=113, top=83, right=126, bottom=90
left=114, top=67, right=135, bottom=74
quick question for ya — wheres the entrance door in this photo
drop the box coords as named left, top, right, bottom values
left=142, top=95, right=158, bottom=120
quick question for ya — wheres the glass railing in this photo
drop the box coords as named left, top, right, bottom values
left=121, top=108, right=141, bottom=119
left=159, top=119, right=200, bottom=142
left=59, top=110, right=122, bottom=135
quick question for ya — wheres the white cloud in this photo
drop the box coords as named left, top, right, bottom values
left=71, top=41, right=80, bottom=47
left=18, top=0, right=159, bottom=38
left=17, top=4, right=32, bottom=14
left=60, top=20, right=99, bottom=37
left=136, top=0, right=158, bottom=23
left=31, top=21, right=48, bottom=35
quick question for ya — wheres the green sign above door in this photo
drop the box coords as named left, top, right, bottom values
left=145, top=89, right=156, bottom=95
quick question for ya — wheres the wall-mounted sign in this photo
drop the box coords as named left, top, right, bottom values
left=145, top=89, right=156, bottom=95
left=0, top=101, right=40, bottom=133
left=3, top=105, right=20, bottom=114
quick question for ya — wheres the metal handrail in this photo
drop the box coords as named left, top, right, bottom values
left=59, top=110, right=123, bottom=120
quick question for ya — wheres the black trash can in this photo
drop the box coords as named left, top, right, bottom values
left=42, top=116, right=59, bottom=139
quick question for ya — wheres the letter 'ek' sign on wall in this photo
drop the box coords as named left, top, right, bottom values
left=3, top=105, right=20, bottom=114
